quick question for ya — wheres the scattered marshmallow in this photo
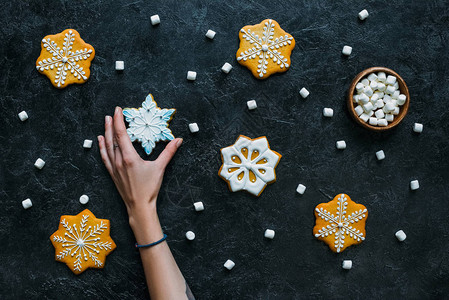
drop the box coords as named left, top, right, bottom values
left=79, top=194, right=89, bottom=205
left=187, top=71, right=197, bottom=81
left=185, top=231, right=195, bottom=241
left=358, top=9, right=369, bottom=20
left=376, top=150, right=385, bottom=160
left=188, top=123, right=199, bottom=133
left=115, top=61, right=124, bottom=71
left=194, top=201, right=204, bottom=211
left=336, top=140, right=346, bottom=150
left=299, top=87, right=310, bottom=99
left=342, top=260, right=352, bottom=270
left=296, top=184, right=306, bottom=195
left=342, top=45, right=352, bottom=56
left=410, top=180, right=420, bottom=190
left=323, top=108, right=334, bottom=117
left=221, top=62, right=232, bottom=74
left=34, top=158, right=45, bottom=169
left=205, top=29, right=216, bottom=39
left=83, top=139, right=93, bottom=149
left=395, top=230, right=407, bottom=242
left=224, top=259, right=235, bottom=270
left=247, top=100, right=257, bottom=110
left=150, top=14, right=160, bottom=25
left=22, top=198, right=32, bottom=209
left=18, top=111, right=28, bottom=121
left=413, top=123, right=423, bottom=133
left=264, top=229, right=275, bottom=239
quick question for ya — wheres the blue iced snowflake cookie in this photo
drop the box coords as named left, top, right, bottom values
left=123, top=94, right=176, bottom=155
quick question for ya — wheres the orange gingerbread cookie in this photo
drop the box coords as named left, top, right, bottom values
left=50, top=209, right=116, bottom=275
left=36, top=29, right=95, bottom=88
left=236, top=19, right=295, bottom=79
left=219, top=135, right=282, bottom=196
left=313, top=194, right=368, bottom=253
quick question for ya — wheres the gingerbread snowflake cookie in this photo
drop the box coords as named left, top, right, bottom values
left=219, top=135, right=282, bottom=196
left=50, top=209, right=116, bottom=275
left=236, top=19, right=295, bottom=79
left=313, top=194, right=368, bottom=253
left=36, top=29, right=95, bottom=88
left=123, top=94, right=176, bottom=155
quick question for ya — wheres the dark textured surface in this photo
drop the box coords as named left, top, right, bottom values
left=1, top=0, right=449, bottom=299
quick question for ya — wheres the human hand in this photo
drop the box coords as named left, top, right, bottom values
left=98, top=106, right=182, bottom=224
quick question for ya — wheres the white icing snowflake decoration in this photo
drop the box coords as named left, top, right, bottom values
left=237, top=19, right=295, bottom=78
left=123, top=94, right=176, bottom=155
left=314, top=194, right=368, bottom=253
left=219, top=135, right=282, bottom=196
left=36, top=29, right=94, bottom=88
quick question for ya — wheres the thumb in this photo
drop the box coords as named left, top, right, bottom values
left=156, top=138, right=183, bottom=168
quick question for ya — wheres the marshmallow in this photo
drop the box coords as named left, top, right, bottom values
left=22, top=198, right=32, bottom=209
left=390, top=99, right=398, bottom=107
left=363, top=102, right=374, bottom=112
left=359, top=113, right=369, bottom=122
left=394, top=82, right=399, bottom=89
left=370, top=94, right=379, bottom=102
left=18, top=111, right=28, bottom=121
left=358, top=93, right=370, bottom=104
left=150, top=14, right=160, bottom=25
left=187, top=71, right=197, bottom=81
left=376, top=150, right=385, bottom=160
left=375, top=109, right=385, bottom=119
left=358, top=9, right=369, bottom=20
left=79, top=194, right=89, bottom=205
left=354, top=105, right=364, bottom=116
left=374, top=91, right=385, bottom=98
left=299, top=87, right=310, bottom=98
left=361, top=78, right=370, bottom=86
left=342, top=45, right=352, bottom=56
left=368, top=110, right=374, bottom=117
left=323, top=108, right=334, bottom=117
left=386, top=85, right=396, bottom=95
left=367, top=73, right=378, bottom=82
left=224, top=259, right=235, bottom=270
left=392, top=90, right=400, bottom=99
left=410, top=180, right=419, bottom=190
left=342, top=260, right=352, bottom=270
left=378, top=119, right=388, bottom=127
left=115, top=61, right=124, bottom=71
left=376, top=100, right=384, bottom=108
left=247, top=100, right=257, bottom=110
left=353, top=95, right=360, bottom=103
left=296, top=184, right=306, bottom=195
left=363, top=86, right=373, bottom=97
left=377, top=83, right=386, bottom=92
left=397, top=94, right=407, bottom=105
left=336, top=140, right=346, bottom=150
left=189, top=123, right=199, bottom=133
left=83, top=139, right=93, bottom=149
left=413, top=123, right=423, bottom=133
left=264, top=229, right=275, bottom=239
left=386, top=114, right=394, bottom=122
left=386, top=75, right=397, bottom=85
left=377, top=72, right=386, bottom=82
left=395, top=230, right=407, bottom=242
left=185, top=231, right=195, bottom=241
left=369, top=117, right=378, bottom=126
left=392, top=107, right=400, bottom=115
left=355, top=83, right=364, bottom=93
left=205, top=29, right=216, bottom=39
left=383, top=95, right=392, bottom=103
left=384, top=102, right=395, bottom=113
left=194, top=201, right=204, bottom=211
left=34, top=158, right=45, bottom=169
left=221, top=62, right=232, bottom=74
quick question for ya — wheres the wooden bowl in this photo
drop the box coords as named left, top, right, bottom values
left=348, top=67, right=410, bottom=131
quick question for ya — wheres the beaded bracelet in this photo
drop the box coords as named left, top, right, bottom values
left=135, top=233, right=167, bottom=248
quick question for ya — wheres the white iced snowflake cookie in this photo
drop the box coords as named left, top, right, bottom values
left=313, top=194, right=368, bottom=253
left=236, top=19, right=295, bottom=79
left=123, top=94, right=176, bottom=155
left=219, top=135, right=282, bottom=196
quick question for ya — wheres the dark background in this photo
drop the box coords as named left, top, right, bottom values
left=1, top=0, right=449, bottom=299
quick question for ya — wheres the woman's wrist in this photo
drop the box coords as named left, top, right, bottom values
left=128, top=201, right=163, bottom=245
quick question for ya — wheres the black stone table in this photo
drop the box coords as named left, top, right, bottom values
left=1, top=0, right=449, bottom=299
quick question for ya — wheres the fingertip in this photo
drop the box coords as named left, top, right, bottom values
left=176, top=138, right=183, bottom=148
